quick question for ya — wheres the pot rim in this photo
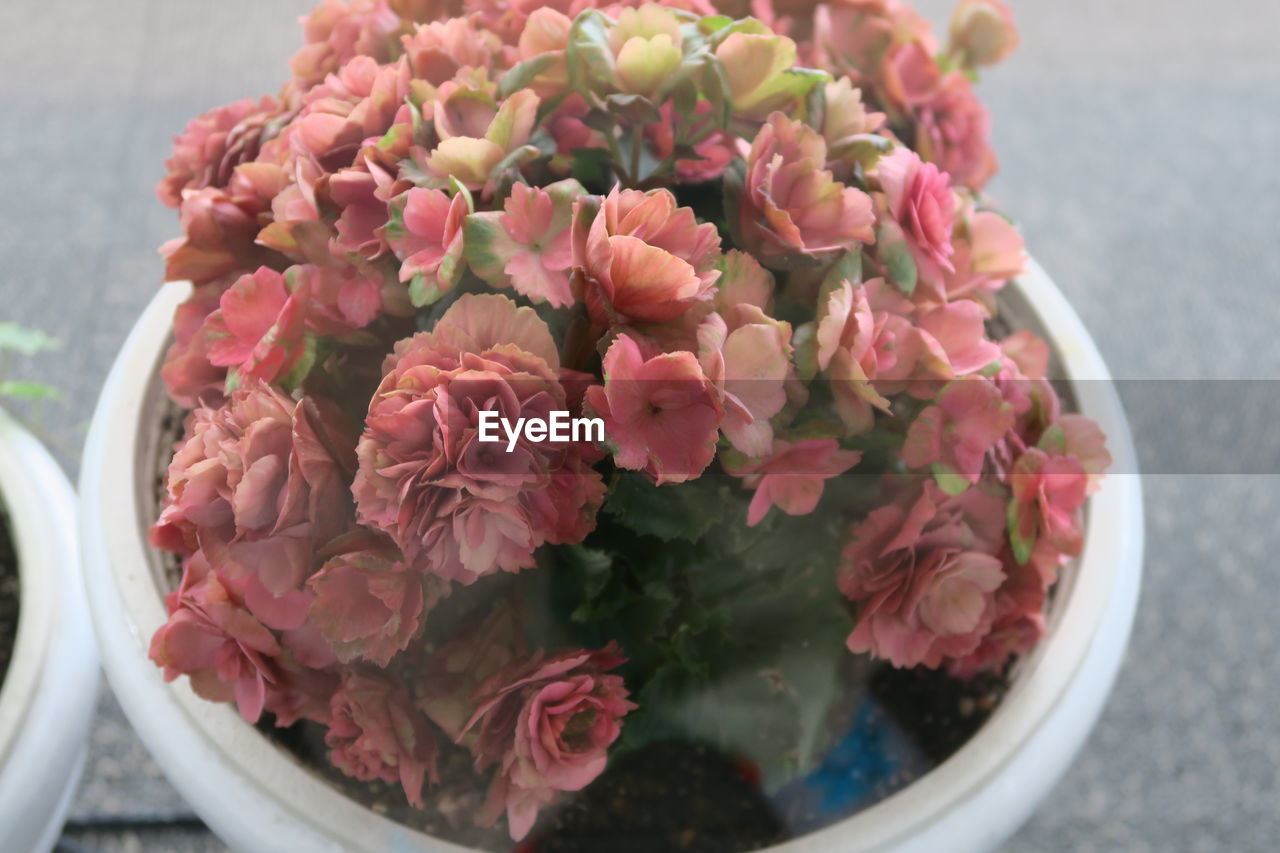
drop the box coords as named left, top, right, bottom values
left=0, top=407, right=100, bottom=852
left=79, top=260, right=1142, bottom=853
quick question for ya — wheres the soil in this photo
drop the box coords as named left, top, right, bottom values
left=0, top=508, right=18, bottom=686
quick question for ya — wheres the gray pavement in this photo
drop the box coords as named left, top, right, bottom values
left=2, top=0, right=1278, bottom=850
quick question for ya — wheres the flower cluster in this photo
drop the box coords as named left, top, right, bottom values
left=149, top=0, right=1104, bottom=841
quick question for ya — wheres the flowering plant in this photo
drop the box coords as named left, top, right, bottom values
left=149, top=0, right=1107, bottom=843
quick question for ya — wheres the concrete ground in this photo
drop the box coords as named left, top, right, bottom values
left=2, top=0, right=1278, bottom=850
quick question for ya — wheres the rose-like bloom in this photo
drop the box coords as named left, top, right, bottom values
left=572, top=187, right=721, bottom=325
left=157, top=96, right=290, bottom=208
left=724, top=438, right=862, bottom=526
left=151, top=382, right=357, bottom=607
left=150, top=552, right=283, bottom=723
left=945, top=206, right=1025, bottom=300
left=308, top=538, right=449, bottom=665
left=291, top=0, right=407, bottom=87
left=327, top=167, right=392, bottom=262
left=401, top=16, right=504, bottom=85
left=385, top=187, right=468, bottom=304
left=739, top=113, right=874, bottom=268
left=159, top=186, right=274, bottom=284
left=947, top=543, right=1050, bottom=677
left=902, top=379, right=1014, bottom=486
left=162, top=280, right=232, bottom=408
left=585, top=334, right=723, bottom=484
left=840, top=480, right=1006, bottom=668
left=1008, top=445, right=1090, bottom=558
left=326, top=668, right=439, bottom=808
left=877, top=147, right=957, bottom=296
left=463, top=644, right=635, bottom=840
left=916, top=71, right=997, bottom=190
left=295, top=56, right=412, bottom=168
left=948, top=0, right=1019, bottom=68
left=697, top=309, right=792, bottom=457
left=816, top=279, right=900, bottom=434
left=418, top=80, right=540, bottom=193
left=292, top=263, right=385, bottom=336
left=352, top=294, right=605, bottom=583
left=464, top=180, right=583, bottom=308
left=202, top=267, right=314, bottom=388
left=881, top=40, right=942, bottom=110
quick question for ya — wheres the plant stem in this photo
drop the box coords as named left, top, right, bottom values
left=629, top=123, right=644, bottom=185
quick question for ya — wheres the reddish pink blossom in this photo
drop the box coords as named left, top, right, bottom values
left=161, top=281, right=232, bottom=408
left=585, top=334, right=723, bottom=484
left=878, top=147, right=956, bottom=297
left=1008, top=448, right=1090, bottom=558
left=401, top=16, right=504, bottom=85
left=159, top=186, right=272, bottom=284
left=203, top=267, right=314, bottom=388
left=150, top=553, right=284, bottom=723
left=385, top=187, right=468, bottom=302
left=292, top=263, right=385, bottom=335
left=946, top=208, right=1026, bottom=300
left=739, top=113, right=874, bottom=267
left=916, top=71, right=997, bottom=190
left=151, top=383, right=357, bottom=607
left=881, top=41, right=942, bottom=110
left=291, top=0, right=406, bottom=87
left=295, top=57, right=411, bottom=166
left=696, top=309, right=793, bottom=457
left=725, top=438, right=862, bottom=526
left=646, top=101, right=736, bottom=184
left=902, top=379, right=1014, bottom=486
left=573, top=187, right=721, bottom=325
left=464, top=645, right=635, bottom=841
left=308, top=539, right=448, bottom=666
left=326, top=668, right=439, bottom=808
left=840, top=480, right=1006, bottom=668
left=352, top=294, right=605, bottom=583
left=157, top=96, right=291, bottom=208
left=465, top=181, right=582, bottom=308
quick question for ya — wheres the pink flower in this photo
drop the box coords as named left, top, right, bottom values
left=151, top=383, right=357, bottom=608
left=1008, top=448, right=1090, bottom=559
left=877, top=147, right=957, bottom=297
left=948, top=0, right=1019, bottom=69
left=696, top=309, right=793, bottom=457
left=946, top=208, right=1026, bottom=300
left=881, top=41, right=943, bottom=110
left=646, top=101, right=736, bottom=184
left=725, top=438, right=862, bottom=526
left=464, top=180, right=583, bottom=308
left=573, top=187, right=721, bottom=325
left=150, top=552, right=283, bottom=723
left=464, top=645, right=635, bottom=840
left=902, top=379, right=1015, bottom=487
left=203, top=267, right=314, bottom=388
left=815, top=279, right=900, bottom=434
left=739, top=113, right=874, bottom=267
left=352, top=294, right=605, bottom=583
left=159, top=186, right=272, bottom=284
left=157, top=96, right=290, bottom=208
left=401, top=16, right=504, bottom=85
left=329, top=167, right=391, bottom=261
left=385, top=187, right=469, bottom=305
left=326, top=668, right=439, bottom=808
left=585, top=334, right=723, bottom=484
left=161, top=281, right=232, bottom=408
left=840, top=480, right=1006, bottom=668
left=291, top=0, right=406, bottom=87
left=292, top=263, right=385, bottom=335
left=308, top=538, right=449, bottom=666
left=916, top=71, right=997, bottom=191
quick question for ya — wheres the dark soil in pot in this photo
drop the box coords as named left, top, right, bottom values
left=0, top=508, right=18, bottom=686
left=264, top=662, right=1007, bottom=853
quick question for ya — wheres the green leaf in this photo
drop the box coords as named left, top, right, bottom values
left=881, top=240, right=918, bottom=296
left=570, top=147, right=612, bottom=189
left=1037, top=423, right=1067, bottom=455
left=931, top=463, right=971, bottom=496
left=1008, top=496, right=1035, bottom=565
left=0, top=380, right=59, bottom=401
left=566, top=10, right=620, bottom=101
left=0, top=323, right=58, bottom=355
left=498, top=54, right=556, bottom=99
left=277, top=334, right=319, bottom=391
left=604, top=473, right=729, bottom=542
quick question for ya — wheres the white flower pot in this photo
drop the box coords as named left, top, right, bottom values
left=79, top=261, right=1143, bottom=853
left=0, top=409, right=99, bottom=852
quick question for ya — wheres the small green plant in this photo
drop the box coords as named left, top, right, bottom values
left=0, top=322, right=61, bottom=437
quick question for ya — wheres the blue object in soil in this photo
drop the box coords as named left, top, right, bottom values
left=771, top=698, right=930, bottom=835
